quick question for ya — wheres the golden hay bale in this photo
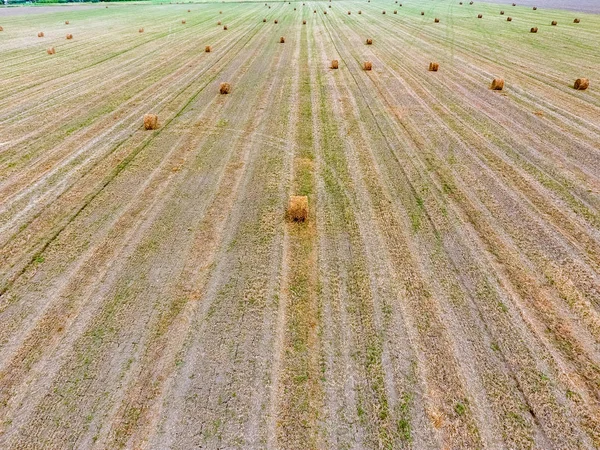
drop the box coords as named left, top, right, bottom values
left=0, top=26, right=3, bottom=31
left=331, top=59, right=339, bottom=69
left=574, top=18, right=580, bottom=23
left=421, top=11, right=424, bottom=15
left=507, top=17, right=512, bottom=21
left=382, top=10, right=386, bottom=14
left=220, top=82, right=230, bottom=94
left=218, top=20, right=222, bottom=25
left=500, top=10, right=504, bottom=14
left=187, top=9, right=190, bottom=12
left=287, top=196, right=308, bottom=222
left=358, top=11, right=362, bottom=14
left=530, top=27, right=538, bottom=32
left=280, top=36, right=285, bottom=43
left=274, top=19, right=278, bottom=23
left=324, top=11, right=327, bottom=14
left=47, top=47, right=55, bottom=55
left=394, top=10, right=397, bottom=14
left=205, top=45, right=211, bottom=52
left=477, top=14, right=482, bottom=18
left=551, top=20, right=557, bottom=25
left=574, top=78, right=589, bottom=90
left=366, top=38, right=373, bottom=44
left=434, top=18, right=439, bottom=22
left=303, top=20, right=306, bottom=24
left=313, top=9, right=316, bottom=13
left=490, top=78, right=504, bottom=90
left=139, top=28, right=144, bottom=33
left=144, top=114, right=158, bottom=130
left=429, top=62, right=439, bottom=71
left=182, top=19, right=186, bottom=24
left=263, top=18, right=266, bottom=22
left=533, top=6, right=537, bottom=10
left=348, top=11, right=351, bottom=14
left=364, top=61, right=372, bottom=70
left=223, top=25, right=228, bottom=30
left=66, top=33, right=73, bottom=39
left=65, top=20, right=69, bottom=24
left=38, top=31, right=44, bottom=37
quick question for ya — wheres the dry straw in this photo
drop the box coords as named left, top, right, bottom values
left=364, top=61, right=372, bottom=70
left=331, top=59, right=339, bottom=69
left=287, top=196, right=308, bottom=222
left=490, top=78, right=504, bottom=90
left=220, top=82, right=230, bottom=94
left=574, top=78, right=589, bottom=90
left=429, top=62, right=439, bottom=71
left=144, top=114, right=158, bottom=130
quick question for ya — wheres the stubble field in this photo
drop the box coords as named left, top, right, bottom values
left=1, top=0, right=600, bottom=448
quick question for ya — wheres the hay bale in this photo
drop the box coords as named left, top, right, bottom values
left=324, top=11, right=327, bottom=14
left=500, top=10, right=504, bottom=15
left=574, top=78, right=589, bottom=90
left=530, top=27, right=538, bottom=32
left=65, top=20, right=69, bottom=25
left=303, top=20, right=307, bottom=24
left=274, top=19, right=278, bottom=23
left=348, top=11, right=351, bottom=14
left=366, top=38, right=373, bottom=44
left=219, top=10, right=222, bottom=13
left=382, top=10, right=386, bottom=14
left=280, top=36, right=285, bottom=43
left=533, top=6, right=537, bottom=10
left=478, top=14, right=482, bottom=18
left=187, top=9, right=190, bottom=12
left=421, top=11, right=424, bottom=15
left=223, top=25, right=228, bottom=30
left=507, top=17, right=512, bottom=21
left=205, top=45, right=211, bottom=52
left=139, top=28, right=144, bottom=33
left=574, top=18, right=580, bottom=23
left=66, top=33, right=73, bottom=39
left=551, top=20, right=557, bottom=25
left=38, top=31, right=44, bottom=37
left=287, top=196, right=308, bottom=222
left=331, top=59, right=339, bottom=69
left=220, top=82, right=230, bottom=94
left=0, top=26, right=3, bottom=32
left=313, top=9, right=316, bottom=13
left=263, top=18, right=266, bottom=22
left=434, top=18, right=439, bottom=22
left=358, top=11, right=362, bottom=14
left=144, top=114, right=158, bottom=130
left=294, top=8, right=296, bottom=10
left=490, top=78, right=504, bottom=90
left=182, top=19, right=186, bottom=24
left=512, top=2, right=516, bottom=5
left=394, top=10, right=397, bottom=14
left=47, top=47, right=55, bottom=55
left=429, top=62, right=439, bottom=71
left=364, top=61, right=372, bottom=70
left=218, top=21, right=222, bottom=25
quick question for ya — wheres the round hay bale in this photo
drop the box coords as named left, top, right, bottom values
left=551, top=20, right=557, bottom=25
left=348, top=11, right=351, bottom=14
left=394, top=10, right=397, bottom=14
left=434, top=18, right=439, bottom=22
left=139, top=28, right=144, bottom=33
left=500, top=11, right=504, bottom=15
left=329, top=4, right=331, bottom=7
left=324, top=11, right=327, bottom=14
left=331, top=59, right=339, bottom=69
left=47, top=47, right=55, bottom=55
left=530, top=27, right=538, bottom=32
left=490, top=78, right=504, bottom=90
left=65, top=21, right=69, bottom=25
left=358, top=11, right=362, bottom=14
left=274, top=19, right=278, bottom=23
left=287, top=196, right=308, bottom=222
left=205, top=45, right=211, bottom=52
left=478, top=14, right=482, bottom=18
left=533, top=6, right=537, bottom=10
left=382, top=10, right=386, bottom=14
left=218, top=21, right=222, bottom=25
left=421, top=11, right=424, bottom=15
left=574, top=78, right=589, bottom=90
left=512, top=2, right=516, bottom=5
left=364, top=61, right=372, bottom=71
left=219, top=10, right=222, bottom=13
left=294, top=8, right=296, bottom=10
left=574, top=18, right=580, bottom=23
left=223, top=25, right=228, bottom=30
left=0, top=26, right=3, bottom=32
left=429, top=62, right=439, bottom=71
left=187, top=9, right=190, bottom=12
left=507, top=17, right=512, bottom=21
left=263, top=18, right=266, bottom=22
left=366, top=38, right=373, bottom=45
left=280, top=36, right=285, bottom=43
left=220, top=82, right=230, bottom=94
left=66, top=33, right=73, bottom=39
left=182, top=19, right=186, bottom=24
left=144, top=114, right=158, bottom=130
left=303, top=19, right=306, bottom=24
left=38, top=31, right=44, bottom=37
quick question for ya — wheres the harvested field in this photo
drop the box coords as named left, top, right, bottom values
left=1, top=0, right=600, bottom=449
